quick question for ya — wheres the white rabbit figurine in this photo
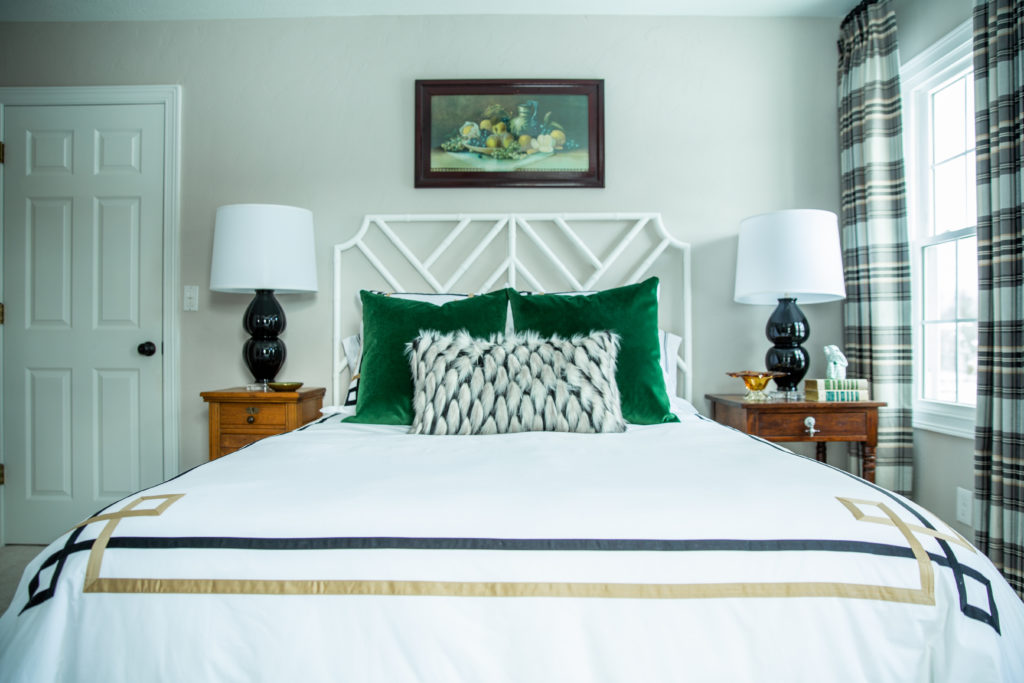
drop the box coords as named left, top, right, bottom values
left=824, top=345, right=848, bottom=380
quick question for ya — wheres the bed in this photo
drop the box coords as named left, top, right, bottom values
left=1, top=214, right=1021, bottom=682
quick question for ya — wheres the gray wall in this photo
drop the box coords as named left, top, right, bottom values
left=893, top=0, right=973, bottom=61
left=0, top=15, right=844, bottom=470
left=892, top=0, right=975, bottom=536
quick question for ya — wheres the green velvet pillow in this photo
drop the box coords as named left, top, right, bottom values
left=346, top=289, right=510, bottom=425
left=507, top=277, right=677, bottom=424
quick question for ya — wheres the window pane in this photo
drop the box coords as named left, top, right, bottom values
left=933, top=155, right=972, bottom=233
left=963, top=73, right=975, bottom=152
left=923, top=322, right=957, bottom=402
left=932, top=76, right=968, bottom=162
left=958, top=236, right=978, bottom=319
left=923, top=241, right=957, bottom=320
left=958, top=322, right=977, bottom=404
left=966, top=149, right=977, bottom=224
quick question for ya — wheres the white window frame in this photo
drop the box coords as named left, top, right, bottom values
left=901, top=20, right=976, bottom=439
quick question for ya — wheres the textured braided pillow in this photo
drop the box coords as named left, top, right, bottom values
left=407, top=330, right=626, bottom=435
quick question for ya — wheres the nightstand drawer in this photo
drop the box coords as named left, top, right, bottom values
left=755, top=410, right=868, bottom=439
left=705, top=394, right=885, bottom=484
left=220, top=433, right=269, bottom=450
left=220, top=403, right=287, bottom=427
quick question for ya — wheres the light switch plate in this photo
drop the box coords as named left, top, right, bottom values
left=956, top=486, right=972, bottom=525
left=183, top=285, right=199, bottom=311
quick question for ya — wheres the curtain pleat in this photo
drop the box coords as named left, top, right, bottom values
left=837, top=0, right=914, bottom=494
left=973, top=0, right=1024, bottom=597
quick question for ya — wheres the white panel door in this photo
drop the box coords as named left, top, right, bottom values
left=3, top=104, right=165, bottom=543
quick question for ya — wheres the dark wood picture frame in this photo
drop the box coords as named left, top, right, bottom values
left=415, top=79, right=604, bottom=188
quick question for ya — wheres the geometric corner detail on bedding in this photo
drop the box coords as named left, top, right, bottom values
left=18, top=494, right=185, bottom=615
left=839, top=497, right=999, bottom=630
left=837, top=497, right=975, bottom=553
left=407, top=329, right=626, bottom=436
left=836, top=496, right=1000, bottom=633
left=79, top=494, right=186, bottom=594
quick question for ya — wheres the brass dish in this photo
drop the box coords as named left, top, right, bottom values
left=268, top=381, right=303, bottom=392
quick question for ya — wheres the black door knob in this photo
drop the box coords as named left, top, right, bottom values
left=138, top=341, right=157, bottom=356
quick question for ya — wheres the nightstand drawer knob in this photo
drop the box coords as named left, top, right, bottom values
left=804, top=416, right=819, bottom=436
left=246, top=406, right=259, bottom=424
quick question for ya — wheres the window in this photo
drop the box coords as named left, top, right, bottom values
left=902, top=21, right=976, bottom=438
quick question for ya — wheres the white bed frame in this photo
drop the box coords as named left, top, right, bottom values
left=333, top=213, right=692, bottom=404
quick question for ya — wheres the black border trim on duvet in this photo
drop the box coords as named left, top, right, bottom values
left=20, top=528, right=999, bottom=635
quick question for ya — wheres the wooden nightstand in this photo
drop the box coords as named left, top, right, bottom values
left=200, top=386, right=326, bottom=460
left=704, top=393, right=887, bottom=482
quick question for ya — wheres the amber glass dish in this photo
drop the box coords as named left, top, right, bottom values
left=726, top=371, right=786, bottom=401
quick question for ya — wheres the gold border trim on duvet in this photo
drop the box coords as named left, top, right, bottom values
left=80, top=495, right=970, bottom=605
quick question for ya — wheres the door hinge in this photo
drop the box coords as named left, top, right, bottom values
left=0, top=464, right=5, bottom=486
left=0, top=302, right=4, bottom=325
left=0, top=141, right=4, bottom=164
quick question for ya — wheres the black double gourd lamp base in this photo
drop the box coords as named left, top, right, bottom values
left=243, top=289, right=286, bottom=387
left=765, top=297, right=810, bottom=394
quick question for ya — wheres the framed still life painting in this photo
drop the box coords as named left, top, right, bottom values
left=414, top=79, right=605, bottom=188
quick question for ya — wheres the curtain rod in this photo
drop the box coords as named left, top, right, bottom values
left=840, top=0, right=882, bottom=31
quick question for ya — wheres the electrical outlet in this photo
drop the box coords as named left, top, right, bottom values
left=183, top=285, right=199, bottom=312
left=956, top=486, right=973, bottom=525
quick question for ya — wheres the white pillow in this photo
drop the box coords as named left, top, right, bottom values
left=669, top=395, right=698, bottom=416
left=364, top=291, right=471, bottom=305
left=659, top=329, right=683, bottom=397
left=320, top=404, right=355, bottom=417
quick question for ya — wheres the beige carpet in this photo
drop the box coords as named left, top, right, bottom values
left=1, top=545, right=45, bottom=613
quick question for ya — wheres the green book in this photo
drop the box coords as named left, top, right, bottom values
left=804, top=378, right=869, bottom=391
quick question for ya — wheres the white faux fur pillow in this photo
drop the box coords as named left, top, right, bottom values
left=407, top=330, right=626, bottom=435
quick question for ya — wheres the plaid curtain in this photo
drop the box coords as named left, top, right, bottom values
left=973, top=0, right=1024, bottom=596
left=837, top=0, right=914, bottom=495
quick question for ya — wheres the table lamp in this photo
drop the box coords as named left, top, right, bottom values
left=733, top=209, right=846, bottom=394
left=210, top=204, right=318, bottom=388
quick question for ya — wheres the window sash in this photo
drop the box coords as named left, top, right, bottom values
left=901, top=20, right=976, bottom=437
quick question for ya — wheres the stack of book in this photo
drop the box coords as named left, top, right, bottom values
left=804, top=378, right=870, bottom=402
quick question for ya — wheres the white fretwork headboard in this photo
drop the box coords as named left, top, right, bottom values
left=333, top=213, right=692, bottom=404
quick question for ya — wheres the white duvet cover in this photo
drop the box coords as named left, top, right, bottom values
left=1, top=410, right=1022, bottom=682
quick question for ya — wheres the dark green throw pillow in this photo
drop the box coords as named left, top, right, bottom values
left=507, top=277, right=677, bottom=424
left=346, top=289, right=509, bottom=425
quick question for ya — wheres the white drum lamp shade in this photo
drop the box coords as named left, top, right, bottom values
left=210, top=204, right=318, bottom=294
left=209, top=204, right=318, bottom=385
left=733, top=209, right=846, bottom=393
left=734, top=209, right=845, bottom=305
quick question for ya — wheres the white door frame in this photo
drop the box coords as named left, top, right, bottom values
left=0, top=85, right=182, bottom=545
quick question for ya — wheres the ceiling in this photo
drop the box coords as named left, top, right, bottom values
left=0, top=0, right=863, bottom=22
